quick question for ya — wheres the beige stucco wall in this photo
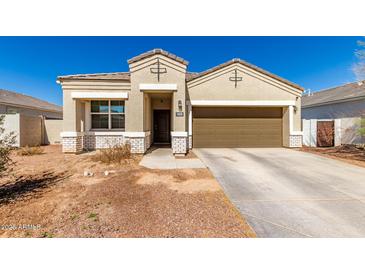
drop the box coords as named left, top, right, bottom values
left=62, top=89, right=77, bottom=132
left=187, top=63, right=303, bottom=132
left=294, top=97, right=301, bottom=131
left=60, top=80, right=131, bottom=132
left=151, top=97, right=171, bottom=110
left=144, top=94, right=152, bottom=132
left=19, top=114, right=42, bottom=146
left=282, top=107, right=290, bottom=146
left=128, top=54, right=187, bottom=132
left=44, top=119, right=63, bottom=144
left=3, top=114, right=42, bottom=147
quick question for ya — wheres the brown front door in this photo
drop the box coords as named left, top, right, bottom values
left=317, top=121, right=334, bottom=147
left=153, top=110, right=170, bottom=143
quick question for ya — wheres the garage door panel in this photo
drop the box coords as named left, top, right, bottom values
left=193, top=117, right=282, bottom=148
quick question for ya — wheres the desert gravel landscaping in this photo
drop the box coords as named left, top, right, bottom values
left=0, top=145, right=255, bottom=238
left=299, top=145, right=365, bottom=168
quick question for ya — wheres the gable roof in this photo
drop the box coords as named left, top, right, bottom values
left=187, top=58, right=304, bottom=91
left=0, top=89, right=62, bottom=113
left=127, top=48, right=189, bottom=66
left=57, top=50, right=302, bottom=91
left=302, top=81, right=365, bottom=108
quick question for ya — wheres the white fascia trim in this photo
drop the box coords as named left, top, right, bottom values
left=190, top=100, right=296, bottom=106
left=71, top=92, right=128, bottom=99
left=124, top=131, right=151, bottom=137
left=139, top=84, right=177, bottom=91
left=171, top=131, right=188, bottom=137
left=85, top=131, right=125, bottom=136
left=291, top=131, right=303, bottom=136
left=79, top=131, right=151, bottom=137
left=60, top=131, right=84, bottom=137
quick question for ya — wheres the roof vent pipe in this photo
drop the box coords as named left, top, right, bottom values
left=304, top=89, right=311, bottom=96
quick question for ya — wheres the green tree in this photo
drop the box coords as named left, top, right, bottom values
left=358, top=117, right=365, bottom=142
left=0, top=115, right=16, bottom=176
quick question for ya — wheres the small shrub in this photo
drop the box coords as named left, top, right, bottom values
left=17, top=145, right=44, bottom=156
left=24, top=231, right=32, bottom=237
left=87, top=212, right=99, bottom=221
left=88, top=212, right=98, bottom=219
left=355, top=144, right=365, bottom=150
left=70, top=214, right=79, bottom=221
left=357, top=117, right=365, bottom=147
left=40, top=231, right=54, bottom=238
left=91, top=143, right=131, bottom=164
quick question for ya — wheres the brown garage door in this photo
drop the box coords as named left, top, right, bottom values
left=193, top=107, right=282, bottom=148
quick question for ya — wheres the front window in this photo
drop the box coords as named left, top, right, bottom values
left=91, top=100, right=125, bottom=130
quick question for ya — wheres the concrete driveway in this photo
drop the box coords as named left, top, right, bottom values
left=194, top=148, right=365, bottom=237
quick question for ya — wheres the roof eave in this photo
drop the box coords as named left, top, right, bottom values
left=0, top=101, right=62, bottom=114
left=302, top=95, right=365, bottom=108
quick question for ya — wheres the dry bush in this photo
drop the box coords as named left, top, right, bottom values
left=17, top=146, right=44, bottom=156
left=91, top=143, right=132, bottom=164
left=0, top=115, right=16, bottom=176
left=355, top=144, right=365, bottom=150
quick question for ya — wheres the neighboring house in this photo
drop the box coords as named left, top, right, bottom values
left=57, top=49, right=304, bottom=154
left=0, top=89, right=62, bottom=119
left=302, top=81, right=365, bottom=146
left=0, top=89, right=63, bottom=146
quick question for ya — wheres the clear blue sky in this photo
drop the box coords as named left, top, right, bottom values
left=0, top=36, right=362, bottom=106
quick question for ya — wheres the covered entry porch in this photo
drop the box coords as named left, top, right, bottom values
left=141, top=84, right=188, bottom=155
left=144, top=93, right=173, bottom=145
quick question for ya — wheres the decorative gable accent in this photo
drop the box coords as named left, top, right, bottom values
left=229, top=69, right=243, bottom=88
left=149, top=58, right=167, bottom=82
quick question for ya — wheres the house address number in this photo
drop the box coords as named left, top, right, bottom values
left=176, top=112, right=184, bottom=117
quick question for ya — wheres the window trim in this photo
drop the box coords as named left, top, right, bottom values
left=90, top=100, right=125, bottom=130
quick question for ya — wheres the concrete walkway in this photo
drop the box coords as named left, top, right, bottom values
left=194, top=148, right=365, bottom=237
left=140, top=148, right=206, bottom=169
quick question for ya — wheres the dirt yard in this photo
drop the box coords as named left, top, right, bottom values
left=300, top=145, right=365, bottom=168
left=0, top=145, right=255, bottom=238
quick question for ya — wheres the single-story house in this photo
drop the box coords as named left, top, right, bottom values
left=57, top=49, right=304, bottom=154
left=0, top=88, right=63, bottom=119
left=302, top=81, right=365, bottom=146
left=0, top=89, right=63, bottom=146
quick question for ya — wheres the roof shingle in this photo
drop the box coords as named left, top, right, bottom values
left=0, top=89, right=62, bottom=113
left=58, top=72, right=130, bottom=81
left=57, top=49, right=302, bottom=91
left=187, top=58, right=304, bottom=91
left=127, top=48, right=189, bottom=66
left=302, top=81, right=365, bottom=107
